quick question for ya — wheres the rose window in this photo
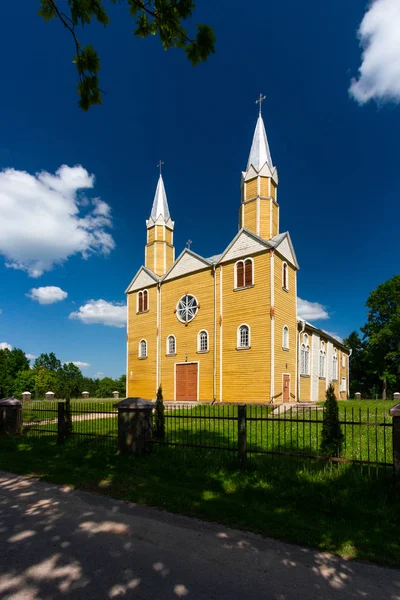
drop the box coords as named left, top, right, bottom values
left=176, top=294, right=199, bottom=323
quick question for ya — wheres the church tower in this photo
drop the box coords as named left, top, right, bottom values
left=239, top=96, right=279, bottom=240
left=145, top=170, right=175, bottom=276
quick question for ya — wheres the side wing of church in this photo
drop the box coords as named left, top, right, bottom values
left=126, top=110, right=350, bottom=403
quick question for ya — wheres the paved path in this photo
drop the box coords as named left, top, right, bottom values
left=0, top=472, right=399, bottom=599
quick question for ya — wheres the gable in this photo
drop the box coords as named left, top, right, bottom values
left=126, top=267, right=158, bottom=293
left=163, top=251, right=210, bottom=281
left=273, top=233, right=299, bottom=269
left=219, top=230, right=268, bottom=263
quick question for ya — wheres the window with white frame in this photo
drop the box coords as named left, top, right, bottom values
left=235, top=258, right=253, bottom=288
left=319, top=341, right=326, bottom=378
left=237, top=324, right=250, bottom=349
left=137, top=289, right=148, bottom=313
left=332, top=349, right=338, bottom=380
left=198, top=330, right=209, bottom=352
left=139, top=339, right=147, bottom=359
left=282, top=262, right=289, bottom=290
left=342, top=353, right=346, bottom=369
left=167, top=335, right=176, bottom=355
left=300, top=334, right=310, bottom=375
left=340, top=377, right=347, bottom=392
left=282, top=326, right=289, bottom=350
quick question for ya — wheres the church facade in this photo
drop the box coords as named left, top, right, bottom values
left=126, top=110, right=349, bottom=403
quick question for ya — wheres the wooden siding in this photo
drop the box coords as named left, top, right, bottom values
left=156, top=225, right=164, bottom=240
left=260, top=177, right=269, bottom=197
left=272, top=203, right=279, bottom=237
left=243, top=199, right=257, bottom=234
left=270, top=181, right=277, bottom=200
left=221, top=252, right=271, bottom=402
left=127, top=268, right=157, bottom=293
left=259, top=198, right=271, bottom=240
left=273, top=254, right=297, bottom=402
left=165, top=228, right=173, bottom=244
left=246, top=177, right=258, bottom=199
left=221, top=230, right=266, bottom=263
left=166, top=245, right=174, bottom=272
left=146, top=244, right=155, bottom=272
left=127, top=285, right=158, bottom=398
left=164, top=251, right=209, bottom=281
left=154, top=242, right=165, bottom=276
left=160, top=268, right=217, bottom=401
left=147, top=227, right=155, bottom=243
left=318, top=377, right=326, bottom=401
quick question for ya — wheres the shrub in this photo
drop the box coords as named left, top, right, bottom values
left=155, top=384, right=165, bottom=441
left=320, top=383, right=344, bottom=457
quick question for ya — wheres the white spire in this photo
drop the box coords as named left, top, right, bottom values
left=246, top=114, right=273, bottom=172
left=150, top=174, right=170, bottom=221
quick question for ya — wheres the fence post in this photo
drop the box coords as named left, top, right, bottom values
left=57, top=402, right=66, bottom=445
left=390, top=403, right=400, bottom=484
left=238, top=404, right=247, bottom=467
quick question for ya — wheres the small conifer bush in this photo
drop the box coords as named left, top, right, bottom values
left=155, top=384, right=165, bottom=441
left=320, top=383, right=344, bottom=457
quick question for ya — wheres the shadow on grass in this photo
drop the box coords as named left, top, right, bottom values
left=0, top=430, right=398, bottom=570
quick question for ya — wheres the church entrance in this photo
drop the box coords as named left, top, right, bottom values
left=175, top=363, right=198, bottom=401
left=283, top=374, right=290, bottom=402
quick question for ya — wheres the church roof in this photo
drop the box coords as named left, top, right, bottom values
left=246, top=114, right=273, bottom=172
left=150, top=174, right=170, bottom=221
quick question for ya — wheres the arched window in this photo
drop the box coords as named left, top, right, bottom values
left=167, top=335, right=176, bottom=355
left=235, top=258, right=253, bottom=289
left=198, top=330, right=209, bottom=352
left=139, top=339, right=147, bottom=359
left=282, top=262, right=288, bottom=290
left=237, top=324, right=250, bottom=349
left=137, top=289, right=148, bottom=313
left=282, top=326, right=289, bottom=350
left=301, top=334, right=310, bottom=375
left=333, top=349, right=338, bottom=380
left=319, top=341, right=326, bottom=378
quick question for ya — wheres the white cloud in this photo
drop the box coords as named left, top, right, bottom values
left=349, top=0, right=400, bottom=104
left=68, top=361, right=90, bottom=369
left=26, top=353, right=37, bottom=360
left=0, top=164, right=115, bottom=277
left=69, top=299, right=127, bottom=328
left=322, top=331, right=344, bottom=344
left=297, top=297, right=329, bottom=321
left=95, top=372, right=105, bottom=379
left=0, top=342, right=12, bottom=351
left=27, top=286, right=68, bottom=305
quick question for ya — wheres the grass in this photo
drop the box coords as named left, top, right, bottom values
left=0, top=435, right=398, bottom=568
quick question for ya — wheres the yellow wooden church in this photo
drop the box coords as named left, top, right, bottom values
left=126, top=104, right=349, bottom=403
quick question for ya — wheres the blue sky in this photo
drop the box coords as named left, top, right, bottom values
left=0, top=0, right=399, bottom=378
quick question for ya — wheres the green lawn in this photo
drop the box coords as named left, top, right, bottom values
left=0, top=435, right=398, bottom=568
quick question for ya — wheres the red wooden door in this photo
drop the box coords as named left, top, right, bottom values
left=176, top=364, right=198, bottom=401
left=283, top=374, right=290, bottom=402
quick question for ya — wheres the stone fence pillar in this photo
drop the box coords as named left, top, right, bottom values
left=390, top=403, right=400, bottom=484
left=393, top=392, right=400, bottom=402
left=355, top=392, right=361, bottom=400
left=114, top=398, right=153, bottom=455
left=81, top=391, right=90, bottom=399
left=0, top=397, right=23, bottom=435
left=112, top=391, right=120, bottom=399
left=22, top=391, right=31, bottom=402
left=45, top=391, right=55, bottom=401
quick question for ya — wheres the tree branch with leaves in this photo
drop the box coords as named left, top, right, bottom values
left=38, top=0, right=215, bottom=110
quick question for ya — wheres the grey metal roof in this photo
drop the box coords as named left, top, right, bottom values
left=207, top=254, right=222, bottom=263
left=150, top=174, right=170, bottom=221
left=246, top=115, right=273, bottom=172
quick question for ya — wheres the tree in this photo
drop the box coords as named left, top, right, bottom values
left=96, top=376, right=117, bottom=398
left=38, top=0, right=215, bottom=110
left=34, top=353, right=62, bottom=373
left=361, top=275, right=400, bottom=399
left=154, top=384, right=165, bottom=440
left=13, top=370, right=37, bottom=400
left=343, top=331, right=376, bottom=398
left=34, top=367, right=57, bottom=399
left=320, top=383, right=344, bottom=457
left=0, top=348, right=30, bottom=398
left=55, top=362, right=83, bottom=400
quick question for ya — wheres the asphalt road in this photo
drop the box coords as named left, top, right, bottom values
left=0, top=471, right=399, bottom=599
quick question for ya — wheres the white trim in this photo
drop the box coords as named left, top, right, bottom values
left=237, top=323, right=251, bottom=349
left=166, top=334, right=176, bottom=356
left=164, top=243, right=166, bottom=274
left=256, top=197, right=260, bottom=236
left=137, top=288, right=149, bottom=313
left=219, top=265, right=223, bottom=402
left=126, top=294, right=129, bottom=397
left=174, top=361, right=200, bottom=401
left=282, top=372, right=291, bottom=402
left=175, top=293, right=199, bottom=324
left=282, top=325, right=289, bottom=350
left=234, top=257, right=254, bottom=289
left=269, top=197, right=272, bottom=239
left=270, top=250, right=275, bottom=401
left=282, top=262, right=289, bottom=291
left=198, top=329, right=209, bottom=352
left=154, top=241, right=157, bottom=273
left=139, top=338, right=147, bottom=359
left=125, top=265, right=158, bottom=294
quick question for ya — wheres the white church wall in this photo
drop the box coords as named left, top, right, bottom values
left=311, top=333, right=320, bottom=402
left=327, top=341, right=333, bottom=389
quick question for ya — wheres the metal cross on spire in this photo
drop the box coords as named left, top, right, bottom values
left=255, top=93, right=266, bottom=116
left=186, top=239, right=192, bottom=249
left=157, top=160, right=164, bottom=175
